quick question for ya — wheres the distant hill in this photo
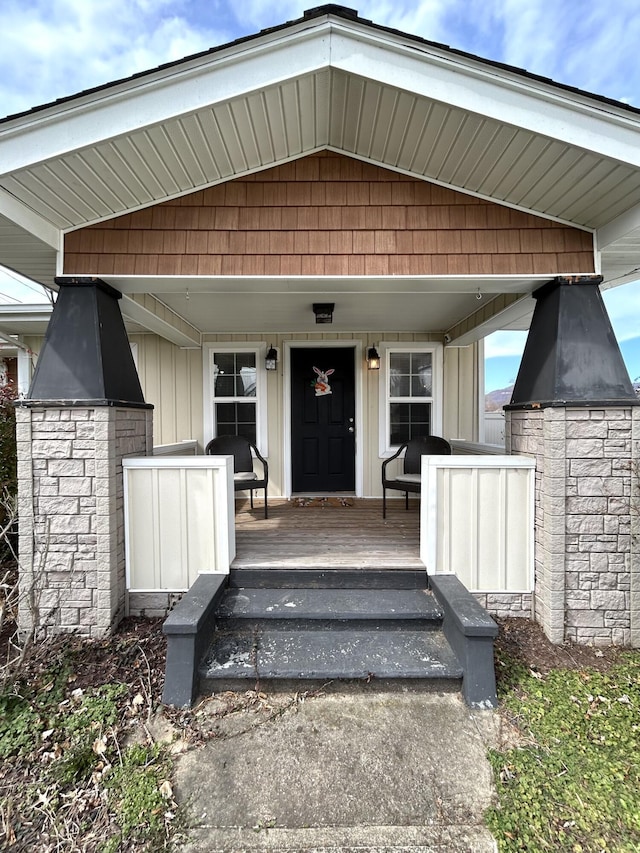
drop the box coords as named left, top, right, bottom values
left=485, top=382, right=640, bottom=411
left=485, top=386, right=513, bottom=411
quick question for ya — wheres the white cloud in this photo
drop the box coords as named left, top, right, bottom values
left=0, top=0, right=227, bottom=117
left=484, top=330, right=528, bottom=360
left=2, top=0, right=639, bottom=118
left=419, top=0, right=640, bottom=105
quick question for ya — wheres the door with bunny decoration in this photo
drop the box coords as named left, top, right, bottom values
left=290, top=347, right=356, bottom=492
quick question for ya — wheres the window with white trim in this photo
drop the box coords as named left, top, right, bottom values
left=379, top=343, right=443, bottom=453
left=204, top=345, right=268, bottom=450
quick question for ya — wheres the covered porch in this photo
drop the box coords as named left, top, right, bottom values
left=2, top=5, right=640, bottom=663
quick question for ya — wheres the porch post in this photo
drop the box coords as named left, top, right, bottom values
left=505, top=275, right=640, bottom=646
left=16, top=279, right=153, bottom=638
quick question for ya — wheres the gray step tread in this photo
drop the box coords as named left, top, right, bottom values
left=200, top=627, right=462, bottom=680
left=229, top=568, right=427, bottom=589
left=216, top=587, right=442, bottom=622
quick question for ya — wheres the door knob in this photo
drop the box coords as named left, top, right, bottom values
left=348, top=426, right=354, bottom=433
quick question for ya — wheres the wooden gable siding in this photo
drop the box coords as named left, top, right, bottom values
left=63, top=152, right=594, bottom=277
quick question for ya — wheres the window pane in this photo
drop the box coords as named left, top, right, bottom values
left=390, top=373, right=410, bottom=397
left=215, top=402, right=256, bottom=444
left=390, top=402, right=431, bottom=444
left=236, top=367, right=256, bottom=397
left=214, top=353, right=235, bottom=374
left=412, top=354, right=432, bottom=396
left=389, top=351, right=433, bottom=399
left=215, top=374, right=235, bottom=396
left=411, top=370, right=431, bottom=397
left=411, top=352, right=432, bottom=373
left=390, top=423, right=410, bottom=445
left=215, top=403, right=236, bottom=422
left=391, top=403, right=410, bottom=422
left=389, top=353, right=411, bottom=373
left=236, top=353, right=256, bottom=371
left=214, top=352, right=257, bottom=398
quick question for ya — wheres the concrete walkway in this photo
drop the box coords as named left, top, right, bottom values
left=174, top=683, right=499, bottom=852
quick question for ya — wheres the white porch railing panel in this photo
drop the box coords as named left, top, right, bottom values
left=123, top=456, right=235, bottom=592
left=421, top=455, right=535, bottom=592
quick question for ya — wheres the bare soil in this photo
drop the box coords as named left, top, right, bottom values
left=494, top=615, right=625, bottom=676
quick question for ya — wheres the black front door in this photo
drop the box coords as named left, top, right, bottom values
left=291, top=347, right=356, bottom=492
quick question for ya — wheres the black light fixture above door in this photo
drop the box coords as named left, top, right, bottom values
left=313, top=303, right=334, bottom=324
left=367, top=344, right=381, bottom=370
left=265, top=344, right=278, bottom=371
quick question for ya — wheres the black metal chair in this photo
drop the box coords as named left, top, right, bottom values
left=205, top=435, right=269, bottom=518
left=382, top=435, right=451, bottom=518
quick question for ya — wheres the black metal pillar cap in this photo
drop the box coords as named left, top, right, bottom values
left=26, top=278, right=148, bottom=406
left=508, top=275, right=638, bottom=409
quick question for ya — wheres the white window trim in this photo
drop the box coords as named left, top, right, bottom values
left=203, top=342, right=269, bottom=454
left=378, top=341, right=443, bottom=457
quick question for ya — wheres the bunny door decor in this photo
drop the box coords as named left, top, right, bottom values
left=312, top=366, right=334, bottom=396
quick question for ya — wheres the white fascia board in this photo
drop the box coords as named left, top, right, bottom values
left=4, top=16, right=640, bottom=176
left=597, top=203, right=640, bottom=249
left=120, top=294, right=201, bottom=348
left=0, top=26, right=332, bottom=176
left=329, top=29, right=640, bottom=168
left=0, top=189, right=60, bottom=248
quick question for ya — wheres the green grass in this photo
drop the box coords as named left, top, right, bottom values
left=486, top=653, right=640, bottom=852
left=0, top=653, right=178, bottom=851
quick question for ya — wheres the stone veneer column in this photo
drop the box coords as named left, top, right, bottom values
left=16, top=405, right=153, bottom=638
left=507, top=406, right=640, bottom=646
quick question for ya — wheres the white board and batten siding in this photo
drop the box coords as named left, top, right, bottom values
left=421, top=455, right=535, bottom=593
left=123, top=456, right=235, bottom=592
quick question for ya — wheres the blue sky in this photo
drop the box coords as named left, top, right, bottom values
left=1, top=0, right=640, bottom=390
left=484, top=284, right=640, bottom=391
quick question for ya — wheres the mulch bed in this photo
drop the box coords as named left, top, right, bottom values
left=494, top=616, right=625, bottom=676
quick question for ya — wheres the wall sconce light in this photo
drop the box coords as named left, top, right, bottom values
left=367, top=345, right=381, bottom=370
left=265, top=345, right=278, bottom=371
left=313, top=303, right=334, bottom=324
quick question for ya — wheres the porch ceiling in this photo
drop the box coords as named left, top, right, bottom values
left=2, top=6, right=640, bottom=317
left=103, top=273, right=540, bottom=334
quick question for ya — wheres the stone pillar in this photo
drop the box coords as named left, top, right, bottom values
left=16, top=278, right=154, bottom=637
left=505, top=275, right=640, bottom=647
left=17, top=405, right=153, bottom=637
left=507, top=406, right=640, bottom=646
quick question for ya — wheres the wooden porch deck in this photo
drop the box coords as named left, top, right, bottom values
left=232, top=497, right=422, bottom=570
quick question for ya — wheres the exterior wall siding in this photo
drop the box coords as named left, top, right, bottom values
left=443, top=344, right=480, bottom=442
left=129, top=333, right=202, bottom=449
left=199, top=331, right=477, bottom=498
left=64, top=152, right=594, bottom=277
left=21, top=330, right=479, bottom=497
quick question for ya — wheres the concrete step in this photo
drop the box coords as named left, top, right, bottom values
left=199, top=625, right=463, bottom=685
left=162, top=573, right=498, bottom=710
left=216, top=586, right=443, bottom=624
left=229, top=567, right=428, bottom=589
